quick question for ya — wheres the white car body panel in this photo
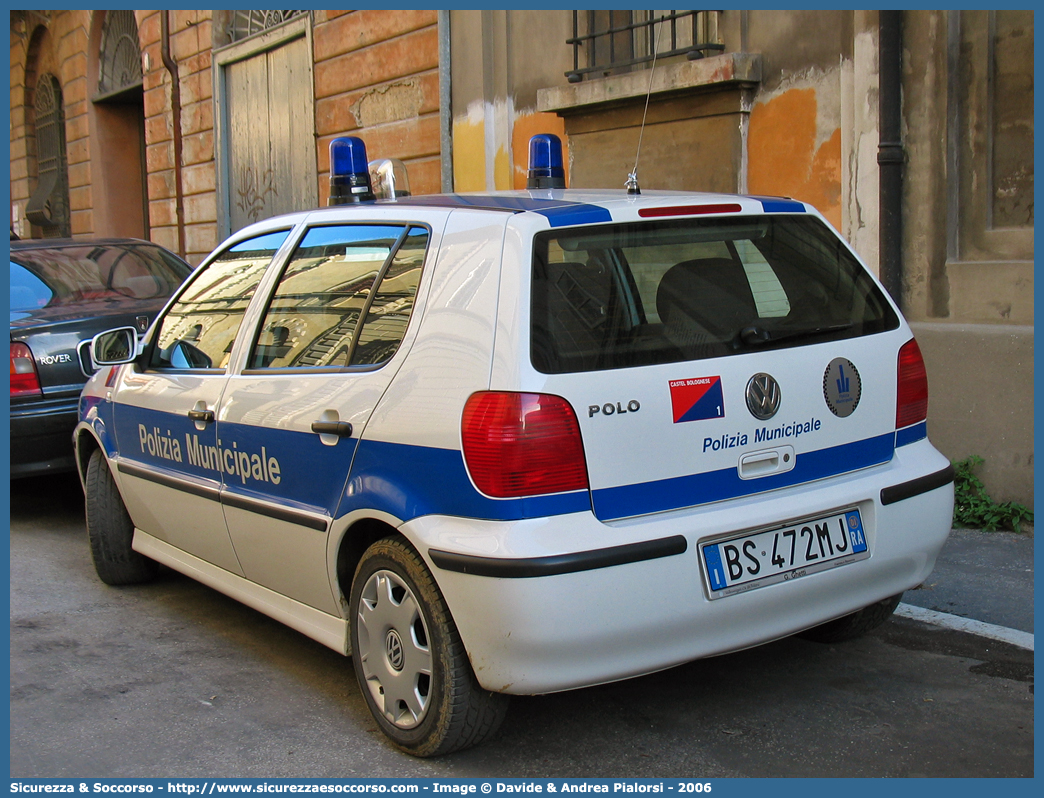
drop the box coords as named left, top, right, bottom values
left=403, top=438, right=951, bottom=694
left=134, top=528, right=349, bottom=654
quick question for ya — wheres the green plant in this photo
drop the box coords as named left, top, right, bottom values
left=951, top=455, right=1033, bottom=532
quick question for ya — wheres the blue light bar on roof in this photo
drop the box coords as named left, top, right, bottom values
left=527, top=134, right=566, bottom=190
left=329, top=137, right=374, bottom=204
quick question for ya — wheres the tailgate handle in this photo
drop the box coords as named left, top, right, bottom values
left=311, top=420, right=353, bottom=438
left=742, top=451, right=778, bottom=467
left=738, top=446, right=795, bottom=480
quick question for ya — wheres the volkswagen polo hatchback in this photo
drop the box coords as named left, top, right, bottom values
left=75, top=136, right=954, bottom=756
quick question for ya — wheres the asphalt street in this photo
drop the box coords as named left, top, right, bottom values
left=7, top=472, right=1035, bottom=778
left=901, top=526, right=1034, bottom=633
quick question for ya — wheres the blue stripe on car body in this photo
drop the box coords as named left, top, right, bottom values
left=337, top=438, right=591, bottom=521
left=110, top=404, right=353, bottom=516
left=590, top=432, right=896, bottom=521
left=895, top=421, right=928, bottom=447
left=752, top=198, right=807, bottom=213
left=102, top=403, right=907, bottom=526
left=79, top=393, right=118, bottom=458
left=380, top=194, right=613, bottom=227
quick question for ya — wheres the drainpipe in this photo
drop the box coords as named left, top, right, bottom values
left=438, top=10, right=453, bottom=192
left=160, top=11, right=186, bottom=258
left=878, top=10, right=903, bottom=308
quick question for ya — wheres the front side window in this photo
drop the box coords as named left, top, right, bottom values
left=150, top=230, right=290, bottom=370
left=249, top=224, right=429, bottom=370
left=531, top=216, right=899, bottom=374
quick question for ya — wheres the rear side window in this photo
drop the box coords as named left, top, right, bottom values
left=248, top=224, right=429, bottom=370
left=531, top=216, right=899, bottom=374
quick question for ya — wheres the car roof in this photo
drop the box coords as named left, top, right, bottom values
left=9, top=237, right=168, bottom=252
left=236, top=190, right=811, bottom=237
left=330, top=189, right=805, bottom=214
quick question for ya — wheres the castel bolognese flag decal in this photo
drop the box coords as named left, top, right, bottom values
left=669, top=376, right=725, bottom=423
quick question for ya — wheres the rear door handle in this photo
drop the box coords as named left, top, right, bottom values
left=311, top=420, right=353, bottom=438
left=187, top=408, right=215, bottom=423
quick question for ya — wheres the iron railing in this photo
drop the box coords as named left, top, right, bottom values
left=566, top=10, right=724, bottom=82
left=225, top=10, right=307, bottom=43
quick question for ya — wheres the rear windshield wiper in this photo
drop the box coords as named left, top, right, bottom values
left=738, top=322, right=853, bottom=347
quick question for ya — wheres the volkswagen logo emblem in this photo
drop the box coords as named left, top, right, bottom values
left=385, top=630, right=405, bottom=671
left=746, top=373, right=781, bottom=420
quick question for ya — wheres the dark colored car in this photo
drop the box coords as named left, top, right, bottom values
left=10, top=238, right=192, bottom=477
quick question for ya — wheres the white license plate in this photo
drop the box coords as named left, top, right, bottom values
left=701, top=509, right=869, bottom=599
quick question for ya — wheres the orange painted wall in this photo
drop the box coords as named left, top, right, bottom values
left=511, top=112, right=569, bottom=190
left=747, top=88, right=842, bottom=230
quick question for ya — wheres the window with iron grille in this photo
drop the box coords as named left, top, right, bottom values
left=97, top=10, right=143, bottom=100
left=567, top=10, right=724, bottom=82
left=226, top=10, right=308, bottom=42
left=25, top=74, right=71, bottom=238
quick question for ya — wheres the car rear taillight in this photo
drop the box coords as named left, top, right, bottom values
left=896, top=338, right=928, bottom=428
left=10, top=342, right=42, bottom=397
left=461, top=391, right=589, bottom=498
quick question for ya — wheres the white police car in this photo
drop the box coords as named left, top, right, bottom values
left=76, top=134, right=954, bottom=756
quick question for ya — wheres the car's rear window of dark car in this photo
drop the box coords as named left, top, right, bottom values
left=531, top=215, right=900, bottom=374
left=10, top=242, right=191, bottom=312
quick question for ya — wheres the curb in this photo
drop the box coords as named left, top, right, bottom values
left=895, top=603, right=1034, bottom=651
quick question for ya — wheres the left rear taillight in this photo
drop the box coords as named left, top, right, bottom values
left=10, top=342, right=42, bottom=397
left=461, top=391, right=589, bottom=498
left=896, top=338, right=928, bottom=428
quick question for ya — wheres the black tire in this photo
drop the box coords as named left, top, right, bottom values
left=84, top=448, right=158, bottom=586
left=349, top=538, right=509, bottom=756
left=799, top=592, right=903, bottom=643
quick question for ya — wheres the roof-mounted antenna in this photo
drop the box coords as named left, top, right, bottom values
left=627, top=14, right=666, bottom=195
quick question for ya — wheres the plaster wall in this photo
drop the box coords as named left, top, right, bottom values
left=450, top=10, right=572, bottom=191
left=913, top=322, right=1034, bottom=508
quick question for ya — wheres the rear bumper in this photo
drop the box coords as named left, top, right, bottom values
left=10, top=396, right=79, bottom=477
left=403, top=439, right=954, bottom=695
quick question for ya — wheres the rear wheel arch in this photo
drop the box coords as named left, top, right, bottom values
left=335, top=517, right=405, bottom=612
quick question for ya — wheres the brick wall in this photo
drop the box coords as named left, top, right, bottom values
left=137, top=10, right=217, bottom=264
left=11, top=10, right=441, bottom=255
left=56, top=16, right=90, bottom=236
left=10, top=20, right=32, bottom=236
left=312, top=10, right=442, bottom=201
left=10, top=10, right=94, bottom=238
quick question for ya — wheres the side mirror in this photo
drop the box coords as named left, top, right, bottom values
left=91, top=327, right=140, bottom=368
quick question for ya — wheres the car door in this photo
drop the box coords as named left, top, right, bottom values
left=110, top=228, right=294, bottom=572
left=215, top=218, right=438, bottom=613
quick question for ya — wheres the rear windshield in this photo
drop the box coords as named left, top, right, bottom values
left=531, top=216, right=899, bottom=374
left=10, top=242, right=191, bottom=311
